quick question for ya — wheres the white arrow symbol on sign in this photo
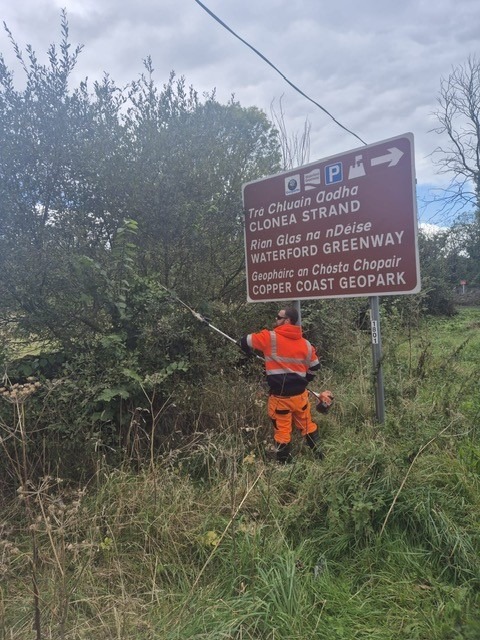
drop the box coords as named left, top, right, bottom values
left=370, top=147, right=404, bottom=168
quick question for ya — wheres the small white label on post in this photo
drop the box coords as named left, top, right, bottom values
left=371, top=320, right=379, bottom=344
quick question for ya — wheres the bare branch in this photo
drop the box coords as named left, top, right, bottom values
left=431, top=55, right=480, bottom=218
left=270, top=96, right=311, bottom=170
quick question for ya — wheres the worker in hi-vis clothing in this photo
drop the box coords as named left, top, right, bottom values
left=239, top=306, right=323, bottom=464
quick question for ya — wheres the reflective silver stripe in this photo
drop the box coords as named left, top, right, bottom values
left=268, top=368, right=307, bottom=376
left=269, top=331, right=277, bottom=357
left=306, top=342, right=313, bottom=367
left=305, top=340, right=319, bottom=368
left=268, top=331, right=313, bottom=371
left=247, top=334, right=254, bottom=348
left=265, top=355, right=308, bottom=364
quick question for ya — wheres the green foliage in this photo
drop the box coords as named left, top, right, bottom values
left=446, top=218, right=480, bottom=287
left=0, top=14, right=281, bottom=472
left=415, top=229, right=456, bottom=316
left=2, top=309, right=479, bottom=638
left=0, top=15, right=280, bottom=348
left=411, top=222, right=480, bottom=317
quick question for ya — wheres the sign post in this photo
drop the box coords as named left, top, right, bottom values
left=369, top=295, right=385, bottom=423
left=242, top=133, right=420, bottom=423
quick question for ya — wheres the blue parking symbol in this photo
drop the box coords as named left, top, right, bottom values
left=325, top=162, right=343, bottom=185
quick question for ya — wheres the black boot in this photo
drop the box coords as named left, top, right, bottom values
left=276, top=442, right=292, bottom=464
left=305, top=430, right=324, bottom=460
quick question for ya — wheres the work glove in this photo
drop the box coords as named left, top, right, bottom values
left=316, top=390, right=334, bottom=414
left=193, top=311, right=210, bottom=325
left=237, top=337, right=253, bottom=356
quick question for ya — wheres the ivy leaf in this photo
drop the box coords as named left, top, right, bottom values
left=96, top=387, right=130, bottom=402
left=121, top=368, right=142, bottom=382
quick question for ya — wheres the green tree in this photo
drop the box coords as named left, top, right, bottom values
left=122, top=63, right=280, bottom=304
left=416, top=229, right=456, bottom=316
left=0, top=16, right=281, bottom=351
left=0, top=13, right=129, bottom=346
left=443, top=217, right=480, bottom=287
left=0, top=13, right=282, bottom=474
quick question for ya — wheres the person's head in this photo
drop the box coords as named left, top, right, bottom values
left=275, top=306, right=298, bottom=326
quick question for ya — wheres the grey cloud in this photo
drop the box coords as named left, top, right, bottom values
left=1, top=0, right=479, bottom=191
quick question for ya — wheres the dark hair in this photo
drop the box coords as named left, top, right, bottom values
left=284, top=306, right=299, bottom=325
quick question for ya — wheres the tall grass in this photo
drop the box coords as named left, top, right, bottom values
left=1, top=308, right=479, bottom=638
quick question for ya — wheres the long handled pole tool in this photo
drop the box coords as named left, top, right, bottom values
left=159, top=283, right=241, bottom=348
left=159, top=284, right=331, bottom=405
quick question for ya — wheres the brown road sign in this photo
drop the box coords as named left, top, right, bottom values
left=242, top=132, right=420, bottom=302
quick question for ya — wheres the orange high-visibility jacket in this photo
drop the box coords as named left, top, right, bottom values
left=243, top=324, right=320, bottom=396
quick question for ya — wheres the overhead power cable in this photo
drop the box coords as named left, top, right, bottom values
left=195, top=0, right=367, bottom=146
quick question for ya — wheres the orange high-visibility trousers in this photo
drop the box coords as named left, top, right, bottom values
left=268, top=390, right=317, bottom=444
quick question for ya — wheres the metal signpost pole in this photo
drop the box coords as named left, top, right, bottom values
left=369, top=295, right=385, bottom=423
left=293, top=300, right=302, bottom=326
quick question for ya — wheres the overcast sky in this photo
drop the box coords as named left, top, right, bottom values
left=1, top=0, right=479, bottom=223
